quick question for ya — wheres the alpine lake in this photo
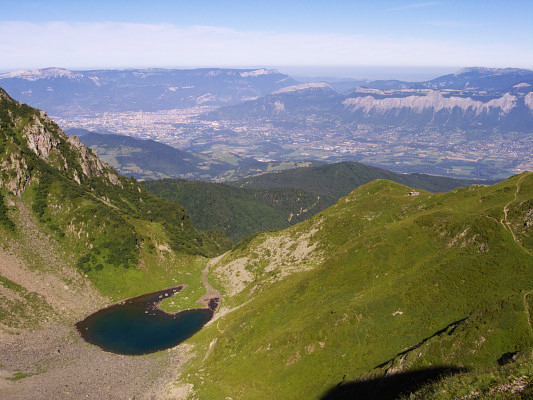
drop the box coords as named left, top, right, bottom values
left=75, top=286, right=215, bottom=355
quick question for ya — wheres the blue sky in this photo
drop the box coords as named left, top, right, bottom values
left=1, top=0, right=532, bottom=78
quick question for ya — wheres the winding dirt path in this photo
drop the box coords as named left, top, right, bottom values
left=503, top=176, right=533, bottom=334
left=502, top=176, right=522, bottom=241
left=500, top=174, right=532, bottom=256
left=197, top=258, right=222, bottom=312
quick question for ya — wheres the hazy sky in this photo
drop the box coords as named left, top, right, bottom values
left=1, top=0, right=532, bottom=78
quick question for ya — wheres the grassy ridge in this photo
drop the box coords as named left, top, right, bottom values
left=79, top=131, right=324, bottom=181
left=142, top=162, right=488, bottom=244
left=179, top=174, right=533, bottom=399
left=79, top=132, right=213, bottom=180
left=403, top=350, right=533, bottom=399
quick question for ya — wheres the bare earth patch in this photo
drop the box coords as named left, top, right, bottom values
left=0, top=248, right=103, bottom=322
left=213, top=220, right=323, bottom=297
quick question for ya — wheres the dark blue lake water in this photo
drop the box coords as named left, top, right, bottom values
left=76, top=286, right=213, bottom=355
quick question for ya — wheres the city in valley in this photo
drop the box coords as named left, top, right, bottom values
left=53, top=106, right=532, bottom=180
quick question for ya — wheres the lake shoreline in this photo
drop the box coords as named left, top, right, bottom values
left=74, top=285, right=220, bottom=356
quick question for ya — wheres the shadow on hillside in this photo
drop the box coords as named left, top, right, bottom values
left=320, top=366, right=467, bottom=400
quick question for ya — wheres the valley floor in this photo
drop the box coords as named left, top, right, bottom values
left=0, top=323, right=191, bottom=399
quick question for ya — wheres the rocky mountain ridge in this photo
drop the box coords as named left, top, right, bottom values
left=358, top=66, right=533, bottom=91
left=207, top=67, right=533, bottom=133
left=0, top=67, right=85, bottom=81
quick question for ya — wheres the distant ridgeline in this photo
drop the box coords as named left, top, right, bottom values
left=229, top=161, right=488, bottom=197
left=0, top=87, right=231, bottom=298
left=0, top=67, right=297, bottom=114
left=200, top=67, right=533, bottom=180
left=3, top=66, right=531, bottom=134
left=3, top=66, right=532, bottom=181
left=143, top=162, right=489, bottom=243
left=205, top=67, right=533, bottom=133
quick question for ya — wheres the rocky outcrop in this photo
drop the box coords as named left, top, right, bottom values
left=1, top=88, right=122, bottom=195
left=67, top=134, right=106, bottom=179
left=272, top=82, right=334, bottom=95
left=525, top=92, right=533, bottom=111
left=0, top=153, right=31, bottom=195
left=22, top=113, right=61, bottom=159
left=68, top=135, right=122, bottom=186
left=0, top=88, right=10, bottom=101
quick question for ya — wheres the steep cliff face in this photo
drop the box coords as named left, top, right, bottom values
left=342, top=90, right=517, bottom=115
left=339, top=89, right=533, bottom=130
left=0, top=150, right=31, bottom=196
left=23, top=112, right=63, bottom=160
left=525, top=92, right=533, bottom=111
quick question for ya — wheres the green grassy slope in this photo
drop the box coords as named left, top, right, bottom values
left=232, top=161, right=491, bottom=198
left=0, top=87, right=231, bottom=302
left=142, top=179, right=336, bottom=242
left=402, top=349, right=533, bottom=399
left=178, top=173, right=533, bottom=399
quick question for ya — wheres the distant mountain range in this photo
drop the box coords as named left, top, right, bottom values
left=0, top=67, right=297, bottom=114
left=2, top=66, right=531, bottom=181
left=206, top=67, right=533, bottom=133
left=3, top=66, right=532, bottom=120
left=345, top=67, right=533, bottom=92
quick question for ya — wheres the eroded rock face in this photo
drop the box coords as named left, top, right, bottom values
left=22, top=114, right=61, bottom=159
left=107, top=172, right=122, bottom=187
left=342, top=91, right=517, bottom=116
left=0, top=153, right=31, bottom=195
left=68, top=134, right=106, bottom=179
left=525, top=92, right=533, bottom=111
left=68, top=134, right=123, bottom=186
